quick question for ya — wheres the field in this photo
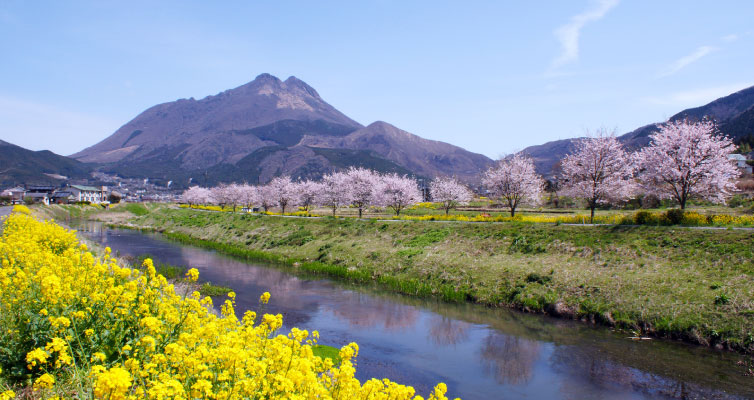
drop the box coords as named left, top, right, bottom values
left=89, top=204, right=754, bottom=354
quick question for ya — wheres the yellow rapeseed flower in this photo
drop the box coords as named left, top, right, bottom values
left=259, top=291, right=270, bottom=304
left=33, top=373, right=55, bottom=390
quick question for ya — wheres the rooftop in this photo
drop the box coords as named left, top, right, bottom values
left=70, top=184, right=102, bottom=192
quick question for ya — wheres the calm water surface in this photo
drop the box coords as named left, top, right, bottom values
left=74, top=221, right=753, bottom=400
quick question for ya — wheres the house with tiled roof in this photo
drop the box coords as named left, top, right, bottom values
left=1, top=187, right=26, bottom=204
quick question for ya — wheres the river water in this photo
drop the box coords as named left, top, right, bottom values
left=74, top=221, right=753, bottom=399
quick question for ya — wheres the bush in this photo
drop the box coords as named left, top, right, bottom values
left=662, top=209, right=685, bottom=225
left=728, top=194, right=753, bottom=208
left=633, top=211, right=656, bottom=225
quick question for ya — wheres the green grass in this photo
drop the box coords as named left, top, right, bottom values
left=102, top=207, right=754, bottom=354
left=123, top=203, right=150, bottom=216
left=199, top=282, right=233, bottom=296
left=131, top=254, right=231, bottom=296
left=311, top=345, right=342, bottom=365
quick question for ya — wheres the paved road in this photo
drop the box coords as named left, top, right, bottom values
left=0, top=206, right=11, bottom=232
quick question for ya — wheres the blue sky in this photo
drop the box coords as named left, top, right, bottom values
left=1, top=1, right=752, bottom=158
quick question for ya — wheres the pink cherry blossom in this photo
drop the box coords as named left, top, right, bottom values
left=238, top=184, right=259, bottom=209
left=182, top=186, right=212, bottom=206
left=344, top=167, right=379, bottom=218
left=483, top=154, right=544, bottom=217
left=636, top=119, right=740, bottom=209
left=268, top=176, right=298, bottom=214
left=256, top=184, right=277, bottom=212
left=560, top=130, right=636, bottom=222
left=430, top=177, right=474, bottom=215
left=318, top=172, right=351, bottom=216
left=374, top=173, right=422, bottom=216
left=296, top=180, right=323, bottom=212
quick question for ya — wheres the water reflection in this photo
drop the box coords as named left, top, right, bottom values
left=74, top=222, right=754, bottom=400
left=428, top=316, right=471, bottom=347
left=479, top=333, right=540, bottom=385
left=321, top=292, right=419, bottom=332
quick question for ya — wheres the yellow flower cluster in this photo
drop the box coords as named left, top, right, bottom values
left=0, top=211, right=454, bottom=399
left=393, top=211, right=754, bottom=227
left=407, top=202, right=439, bottom=210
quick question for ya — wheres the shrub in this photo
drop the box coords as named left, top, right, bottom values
left=525, top=272, right=552, bottom=285
left=662, top=209, right=685, bottom=225
left=633, top=211, right=655, bottom=225
left=714, top=294, right=730, bottom=305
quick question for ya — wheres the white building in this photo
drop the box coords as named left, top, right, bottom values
left=69, top=185, right=108, bottom=203
left=728, top=154, right=753, bottom=174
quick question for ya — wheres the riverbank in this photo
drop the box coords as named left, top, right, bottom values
left=102, top=206, right=754, bottom=355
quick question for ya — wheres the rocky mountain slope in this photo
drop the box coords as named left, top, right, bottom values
left=522, top=85, right=754, bottom=176
left=73, top=74, right=492, bottom=187
left=0, top=140, right=92, bottom=187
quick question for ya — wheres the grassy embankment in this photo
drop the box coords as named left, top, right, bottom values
left=109, top=206, right=754, bottom=354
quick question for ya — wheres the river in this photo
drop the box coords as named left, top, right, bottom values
left=74, top=221, right=753, bottom=399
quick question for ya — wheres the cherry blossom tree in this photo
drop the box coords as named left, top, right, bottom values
left=182, top=186, right=212, bottom=206
left=344, top=167, right=379, bottom=218
left=268, top=176, right=298, bottom=214
left=430, top=177, right=474, bottom=215
left=483, top=154, right=544, bottom=217
left=636, top=119, right=740, bottom=209
left=296, top=180, right=323, bottom=212
left=226, top=183, right=246, bottom=212
left=238, top=184, right=259, bottom=210
left=374, top=173, right=422, bottom=216
left=560, top=131, right=636, bottom=223
left=257, top=184, right=276, bottom=212
left=210, top=184, right=233, bottom=209
left=318, top=172, right=351, bottom=216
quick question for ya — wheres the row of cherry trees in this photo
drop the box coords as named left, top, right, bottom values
left=480, top=119, right=739, bottom=221
left=183, top=167, right=474, bottom=216
left=183, top=120, right=740, bottom=220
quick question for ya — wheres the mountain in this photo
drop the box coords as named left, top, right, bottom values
left=301, top=121, right=492, bottom=180
left=74, top=74, right=492, bottom=186
left=521, top=85, right=754, bottom=177
left=0, top=140, right=92, bottom=187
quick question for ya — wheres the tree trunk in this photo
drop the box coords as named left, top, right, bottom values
left=590, top=206, right=595, bottom=224
left=358, top=208, right=363, bottom=218
left=445, top=207, right=450, bottom=215
left=510, top=207, right=516, bottom=217
left=281, top=205, right=286, bottom=214
left=396, top=208, right=401, bottom=216
left=332, top=207, right=337, bottom=216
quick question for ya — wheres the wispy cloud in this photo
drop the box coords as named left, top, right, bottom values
left=0, top=95, right=119, bottom=156
left=549, top=0, right=620, bottom=71
left=658, top=45, right=717, bottom=77
left=643, top=83, right=752, bottom=108
left=721, top=34, right=739, bottom=42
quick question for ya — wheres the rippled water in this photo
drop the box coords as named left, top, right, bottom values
left=75, top=221, right=753, bottom=399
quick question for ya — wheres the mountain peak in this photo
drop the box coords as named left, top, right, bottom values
left=366, top=121, right=393, bottom=129
left=284, top=76, right=321, bottom=99
left=253, top=73, right=282, bottom=83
